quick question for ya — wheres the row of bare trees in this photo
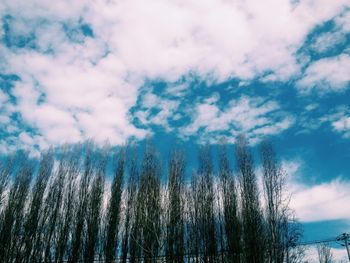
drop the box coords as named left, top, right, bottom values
left=0, top=137, right=304, bottom=263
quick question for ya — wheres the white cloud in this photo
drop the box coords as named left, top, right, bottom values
left=0, top=0, right=349, bottom=150
left=0, top=115, right=10, bottom=125
left=4, top=48, right=148, bottom=147
left=336, top=10, right=350, bottom=32
left=134, top=91, right=180, bottom=131
left=290, top=178, right=350, bottom=222
left=0, top=5, right=3, bottom=38
left=1, top=0, right=348, bottom=82
left=297, top=54, right=350, bottom=94
left=310, top=31, right=346, bottom=54
left=309, top=10, right=350, bottom=55
left=100, top=0, right=346, bottom=82
left=332, top=115, right=350, bottom=138
left=183, top=95, right=294, bottom=144
left=305, top=246, right=350, bottom=262
left=279, top=159, right=350, bottom=222
left=165, top=82, right=189, bottom=97
left=313, top=106, right=350, bottom=138
left=0, top=89, right=8, bottom=104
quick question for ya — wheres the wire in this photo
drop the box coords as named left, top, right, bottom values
left=297, top=237, right=339, bottom=246
left=297, top=233, right=350, bottom=247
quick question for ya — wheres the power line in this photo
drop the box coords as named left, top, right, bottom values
left=337, top=233, right=350, bottom=261
left=48, top=233, right=350, bottom=262
left=297, top=237, right=339, bottom=246
left=297, top=233, right=350, bottom=262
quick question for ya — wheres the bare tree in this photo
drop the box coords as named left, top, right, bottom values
left=218, top=143, right=241, bottom=263
left=138, top=143, right=162, bottom=262
left=284, top=218, right=305, bottom=263
left=317, top=244, right=333, bottom=263
left=19, top=149, right=54, bottom=263
left=187, top=171, right=201, bottom=263
left=54, top=145, right=82, bottom=263
left=0, top=152, right=33, bottom=263
left=69, top=143, right=96, bottom=263
left=0, top=138, right=307, bottom=262
left=260, top=141, right=305, bottom=263
left=121, top=145, right=139, bottom=263
left=83, top=147, right=108, bottom=263
left=166, top=149, right=185, bottom=263
left=0, top=155, right=14, bottom=211
left=236, top=135, right=265, bottom=263
left=41, top=145, right=82, bottom=263
left=261, top=141, right=290, bottom=263
left=105, top=146, right=126, bottom=263
left=190, top=145, right=217, bottom=263
left=127, top=146, right=143, bottom=263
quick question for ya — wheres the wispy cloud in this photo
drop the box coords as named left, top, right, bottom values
left=296, top=54, right=350, bottom=94
left=133, top=91, right=180, bottom=131
left=182, top=95, right=294, bottom=144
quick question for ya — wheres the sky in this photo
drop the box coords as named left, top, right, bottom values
left=0, top=0, right=350, bottom=260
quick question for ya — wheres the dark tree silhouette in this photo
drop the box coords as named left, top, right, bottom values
left=0, top=152, right=33, bottom=263
left=0, top=136, right=304, bottom=263
left=236, top=135, right=265, bottom=263
left=218, top=143, right=241, bottom=263
left=84, top=147, right=108, bottom=263
left=20, top=149, right=54, bottom=263
left=166, top=149, right=185, bottom=263
left=105, top=146, right=125, bottom=263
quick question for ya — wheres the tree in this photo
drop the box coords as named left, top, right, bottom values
left=20, top=149, right=54, bottom=263
left=261, top=141, right=289, bottom=263
left=121, top=145, right=139, bottom=263
left=284, top=218, right=305, bottom=263
left=260, top=141, right=305, bottom=263
left=190, top=145, right=217, bottom=263
left=42, top=145, right=82, bottom=263
left=54, top=145, right=82, bottom=263
left=218, top=143, right=241, bottom=263
left=105, top=146, right=126, bottom=262
left=236, top=135, right=265, bottom=263
left=69, top=143, right=95, bottom=263
left=127, top=146, right=143, bottom=263
left=0, top=152, right=33, bottom=263
left=83, top=147, right=108, bottom=263
left=166, top=149, right=185, bottom=263
left=138, top=143, right=162, bottom=262
left=317, top=244, right=333, bottom=263
left=0, top=155, right=14, bottom=211
left=0, top=138, right=307, bottom=262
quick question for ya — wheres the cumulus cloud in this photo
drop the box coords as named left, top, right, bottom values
left=330, top=108, right=350, bottom=138
left=310, top=30, right=347, bottom=54
left=0, top=89, right=8, bottom=104
left=290, top=178, right=350, bottom=222
left=278, top=159, right=350, bottom=222
left=133, top=91, right=180, bottom=131
left=0, top=0, right=349, bottom=151
left=336, top=10, right=350, bottom=32
left=297, top=54, right=350, bottom=94
left=313, top=106, right=350, bottom=138
left=308, top=10, right=350, bottom=55
left=332, top=116, right=350, bottom=137
left=182, top=95, right=294, bottom=144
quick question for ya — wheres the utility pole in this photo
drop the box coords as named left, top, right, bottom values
left=337, top=233, right=350, bottom=262
left=345, top=234, right=350, bottom=262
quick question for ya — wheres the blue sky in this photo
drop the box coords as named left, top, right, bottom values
left=0, top=0, right=350, bottom=259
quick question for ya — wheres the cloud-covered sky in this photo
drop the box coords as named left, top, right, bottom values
left=0, top=0, right=350, bottom=241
